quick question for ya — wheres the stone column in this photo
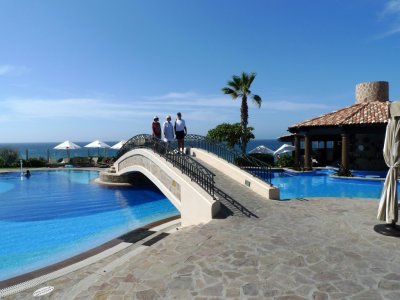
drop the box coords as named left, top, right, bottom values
left=341, top=133, right=349, bottom=170
left=294, top=135, right=300, bottom=166
left=304, top=134, right=312, bottom=170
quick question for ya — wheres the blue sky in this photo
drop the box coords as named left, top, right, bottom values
left=0, top=0, right=399, bottom=142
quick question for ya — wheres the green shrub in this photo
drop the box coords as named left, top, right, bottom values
left=275, top=154, right=294, bottom=167
left=24, top=158, right=47, bottom=167
left=0, top=148, right=19, bottom=167
left=334, top=165, right=353, bottom=177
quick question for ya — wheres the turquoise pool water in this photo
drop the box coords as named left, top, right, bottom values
left=271, top=170, right=386, bottom=200
left=0, top=170, right=179, bottom=281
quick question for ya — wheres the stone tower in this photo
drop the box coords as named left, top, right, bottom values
left=355, top=81, right=389, bottom=104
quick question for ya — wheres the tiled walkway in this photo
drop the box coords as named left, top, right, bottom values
left=4, top=167, right=400, bottom=299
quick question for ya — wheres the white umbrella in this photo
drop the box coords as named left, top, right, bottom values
left=54, top=140, right=81, bottom=160
left=111, top=140, right=127, bottom=150
left=274, top=144, right=295, bottom=156
left=84, top=140, right=111, bottom=156
left=377, top=116, right=400, bottom=225
left=249, top=145, right=275, bottom=155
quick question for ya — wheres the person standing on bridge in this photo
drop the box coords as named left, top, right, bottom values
left=174, top=112, right=187, bottom=153
left=152, top=116, right=161, bottom=139
left=163, top=115, right=174, bottom=143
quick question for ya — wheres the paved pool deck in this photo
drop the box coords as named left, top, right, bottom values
left=3, top=166, right=400, bottom=299
left=6, top=197, right=400, bottom=300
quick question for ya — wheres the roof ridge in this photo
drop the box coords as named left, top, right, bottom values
left=289, top=101, right=388, bottom=129
left=342, top=102, right=368, bottom=123
left=289, top=103, right=363, bottom=128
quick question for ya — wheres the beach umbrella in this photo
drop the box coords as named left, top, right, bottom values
left=273, top=144, right=295, bottom=156
left=378, top=104, right=400, bottom=225
left=111, top=140, right=127, bottom=150
left=54, top=140, right=81, bottom=160
left=84, top=140, right=111, bottom=156
left=249, top=145, right=275, bottom=155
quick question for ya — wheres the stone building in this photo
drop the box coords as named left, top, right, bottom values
left=280, top=81, right=391, bottom=171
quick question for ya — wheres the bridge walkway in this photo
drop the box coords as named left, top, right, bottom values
left=193, top=157, right=269, bottom=219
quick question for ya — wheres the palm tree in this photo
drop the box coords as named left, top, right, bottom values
left=222, top=72, right=262, bottom=154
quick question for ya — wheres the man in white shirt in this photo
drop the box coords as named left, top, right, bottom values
left=174, top=112, right=187, bottom=152
left=163, top=115, right=174, bottom=143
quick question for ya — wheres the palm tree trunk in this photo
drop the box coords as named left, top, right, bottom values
left=240, top=95, right=248, bottom=155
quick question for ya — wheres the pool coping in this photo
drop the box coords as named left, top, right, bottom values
left=0, top=167, right=105, bottom=174
left=0, top=215, right=181, bottom=296
left=279, top=167, right=387, bottom=181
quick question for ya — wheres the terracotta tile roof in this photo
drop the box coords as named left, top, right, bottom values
left=289, top=101, right=389, bottom=130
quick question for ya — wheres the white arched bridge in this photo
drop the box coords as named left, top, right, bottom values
left=100, top=134, right=279, bottom=226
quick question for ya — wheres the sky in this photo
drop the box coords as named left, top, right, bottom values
left=0, top=0, right=399, bottom=143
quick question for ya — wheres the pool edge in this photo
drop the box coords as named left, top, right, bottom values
left=0, top=215, right=180, bottom=294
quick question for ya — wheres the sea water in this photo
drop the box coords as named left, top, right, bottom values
left=0, top=139, right=284, bottom=160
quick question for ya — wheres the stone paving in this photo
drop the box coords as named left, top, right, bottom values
left=4, top=167, right=400, bottom=299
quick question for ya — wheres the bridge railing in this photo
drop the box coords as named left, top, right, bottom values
left=117, top=134, right=215, bottom=199
left=184, top=134, right=273, bottom=185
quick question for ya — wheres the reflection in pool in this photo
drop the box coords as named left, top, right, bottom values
left=0, top=170, right=179, bottom=281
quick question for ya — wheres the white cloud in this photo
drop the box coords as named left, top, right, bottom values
left=0, top=92, right=331, bottom=125
left=144, top=91, right=331, bottom=112
left=383, top=0, right=400, bottom=15
left=266, top=101, right=331, bottom=111
left=0, top=65, right=30, bottom=76
left=378, top=0, right=400, bottom=38
left=0, top=98, right=148, bottom=122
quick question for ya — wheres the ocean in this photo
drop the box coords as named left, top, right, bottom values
left=0, top=142, right=120, bottom=160
left=0, top=139, right=285, bottom=160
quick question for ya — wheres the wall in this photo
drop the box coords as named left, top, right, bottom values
left=190, top=148, right=280, bottom=200
left=350, top=133, right=387, bottom=171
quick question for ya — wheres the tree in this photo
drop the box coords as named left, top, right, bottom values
left=207, top=123, right=254, bottom=149
left=222, top=72, right=262, bottom=154
left=0, top=148, right=19, bottom=167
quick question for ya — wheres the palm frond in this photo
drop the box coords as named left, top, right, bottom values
left=232, top=75, right=242, bottom=89
left=248, top=72, right=256, bottom=87
left=252, top=94, right=262, bottom=108
left=222, top=87, right=239, bottom=99
left=227, top=80, right=241, bottom=91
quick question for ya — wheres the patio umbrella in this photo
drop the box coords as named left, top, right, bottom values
left=84, top=140, right=111, bottom=156
left=377, top=107, right=400, bottom=225
left=249, top=145, right=275, bottom=155
left=54, top=140, right=81, bottom=160
left=274, top=144, right=295, bottom=156
left=111, top=140, right=127, bottom=150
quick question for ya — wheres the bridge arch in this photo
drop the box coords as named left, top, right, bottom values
left=105, top=148, right=220, bottom=226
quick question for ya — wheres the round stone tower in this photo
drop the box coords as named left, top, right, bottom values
left=355, top=81, right=389, bottom=104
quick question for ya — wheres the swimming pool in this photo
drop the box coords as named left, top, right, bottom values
left=271, top=169, right=386, bottom=200
left=0, top=170, right=179, bottom=281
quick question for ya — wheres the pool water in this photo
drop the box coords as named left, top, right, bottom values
left=0, top=170, right=179, bottom=281
left=271, top=170, right=386, bottom=200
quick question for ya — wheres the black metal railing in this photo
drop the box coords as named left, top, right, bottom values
left=184, top=134, right=273, bottom=185
left=117, top=134, right=215, bottom=198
